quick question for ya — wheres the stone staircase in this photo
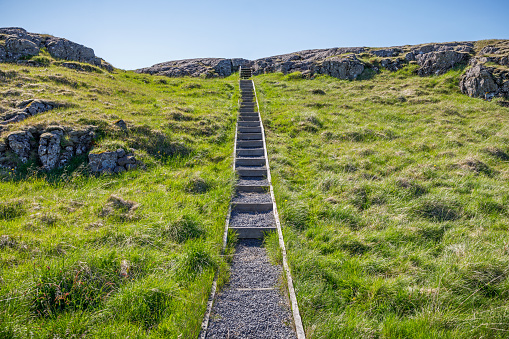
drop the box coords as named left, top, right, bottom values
left=200, top=67, right=305, bottom=338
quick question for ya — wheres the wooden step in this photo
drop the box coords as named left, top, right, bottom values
left=236, top=157, right=266, bottom=166
left=237, top=140, right=263, bottom=148
left=236, top=167, right=267, bottom=177
left=238, top=127, right=261, bottom=133
left=239, top=113, right=259, bottom=117
left=237, top=121, right=260, bottom=127
left=236, top=185, right=270, bottom=193
left=238, top=116, right=260, bottom=121
left=232, top=202, right=273, bottom=212
left=237, top=133, right=263, bottom=140
left=236, top=148, right=264, bottom=156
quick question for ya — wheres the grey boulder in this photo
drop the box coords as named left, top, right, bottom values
left=6, top=131, right=33, bottom=163
left=38, top=131, right=62, bottom=170
left=416, top=50, right=470, bottom=76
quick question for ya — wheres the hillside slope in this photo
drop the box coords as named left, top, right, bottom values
left=2, top=27, right=509, bottom=338
left=0, top=46, right=239, bottom=338
left=258, top=69, right=509, bottom=338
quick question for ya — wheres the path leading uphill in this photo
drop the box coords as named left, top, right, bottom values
left=200, top=68, right=304, bottom=338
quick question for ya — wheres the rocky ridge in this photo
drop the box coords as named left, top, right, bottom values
left=136, top=40, right=509, bottom=99
left=0, top=27, right=113, bottom=71
left=135, top=58, right=249, bottom=78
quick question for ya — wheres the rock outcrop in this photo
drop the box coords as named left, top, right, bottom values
left=137, top=39, right=509, bottom=99
left=415, top=50, right=470, bottom=76
left=38, top=128, right=63, bottom=170
left=371, top=48, right=403, bottom=58
left=460, top=40, right=509, bottom=99
left=0, top=27, right=113, bottom=70
left=460, top=64, right=500, bottom=98
left=136, top=58, right=249, bottom=78
left=2, top=27, right=508, bottom=102
left=0, top=99, right=60, bottom=125
left=250, top=47, right=365, bottom=77
left=6, top=131, right=33, bottom=163
left=88, top=148, right=140, bottom=174
left=1, top=125, right=95, bottom=170
left=318, top=54, right=365, bottom=80
left=404, top=42, right=474, bottom=62
left=136, top=42, right=479, bottom=81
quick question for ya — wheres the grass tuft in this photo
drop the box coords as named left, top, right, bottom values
left=0, top=199, right=25, bottom=220
left=163, top=214, right=205, bottom=243
left=414, top=197, right=461, bottom=222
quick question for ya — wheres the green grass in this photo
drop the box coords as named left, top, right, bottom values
left=0, top=60, right=238, bottom=337
left=257, top=68, right=509, bottom=338
left=3, top=52, right=509, bottom=338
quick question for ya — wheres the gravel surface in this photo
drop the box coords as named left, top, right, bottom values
left=228, top=239, right=281, bottom=288
left=233, top=192, right=272, bottom=203
left=207, top=290, right=296, bottom=339
left=236, top=165, right=267, bottom=171
left=237, top=177, right=270, bottom=186
left=206, top=241, right=296, bottom=338
left=230, top=210, right=275, bottom=228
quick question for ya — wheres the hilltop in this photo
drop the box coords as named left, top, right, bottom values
left=136, top=40, right=509, bottom=100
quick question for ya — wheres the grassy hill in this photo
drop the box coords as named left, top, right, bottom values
left=258, top=69, right=509, bottom=338
left=2, top=49, right=509, bottom=338
left=0, top=60, right=238, bottom=338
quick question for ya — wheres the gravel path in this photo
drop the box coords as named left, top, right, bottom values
left=230, top=210, right=275, bottom=227
left=233, top=192, right=272, bottom=203
left=237, top=177, right=269, bottom=186
left=229, top=239, right=281, bottom=288
left=207, top=240, right=296, bottom=338
left=206, top=290, right=296, bottom=339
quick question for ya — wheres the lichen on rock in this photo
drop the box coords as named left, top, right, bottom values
left=460, top=40, right=509, bottom=99
left=38, top=130, right=62, bottom=170
left=1, top=99, right=59, bottom=125
left=6, top=130, right=33, bottom=163
left=88, top=148, right=139, bottom=174
left=1, top=125, right=95, bottom=170
left=416, top=50, right=470, bottom=76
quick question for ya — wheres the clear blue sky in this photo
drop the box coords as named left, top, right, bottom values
left=1, top=0, right=508, bottom=70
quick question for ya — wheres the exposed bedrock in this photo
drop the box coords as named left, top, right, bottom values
left=135, top=58, right=250, bottom=78
left=88, top=148, right=140, bottom=174
left=318, top=54, right=365, bottom=80
left=460, top=41, right=509, bottom=99
left=460, top=62, right=509, bottom=99
left=0, top=27, right=113, bottom=70
left=136, top=42, right=482, bottom=81
left=138, top=40, right=509, bottom=99
left=1, top=126, right=95, bottom=170
left=0, top=99, right=60, bottom=126
left=415, top=50, right=470, bottom=76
